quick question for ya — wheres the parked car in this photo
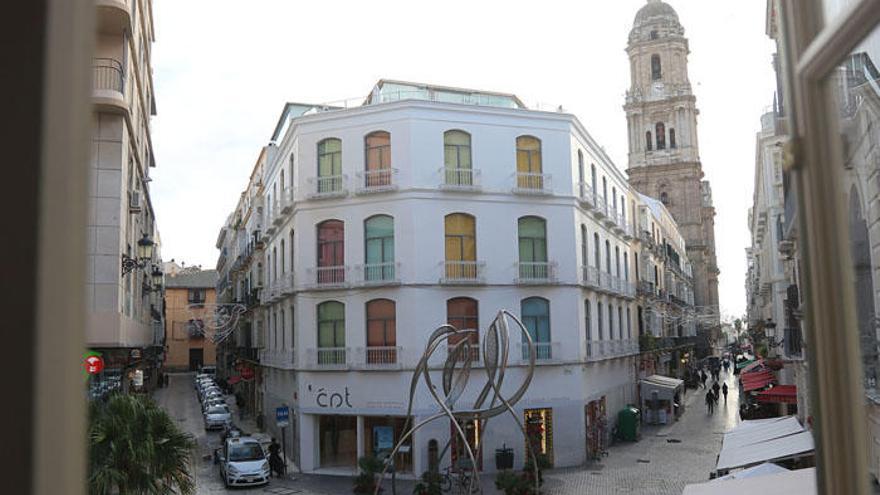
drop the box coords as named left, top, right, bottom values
left=217, top=436, right=270, bottom=487
left=200, top=365, right=216, bottom=376
left=204, top=405, right=232, bottom=430
left=203, top=397, right=227, bottom=413
left=197, top=381, right=217, bottom=394
left=201, top=389, right=223, bottom=404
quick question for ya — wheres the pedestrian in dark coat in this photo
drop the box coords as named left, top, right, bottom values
left=699, top=370, right=706, bottom=387
left=268, top=438, right=284, bottom=478
left=722, top=383, right=729, bottom=402
left=705, top=390, right=715, bottom=414
left=712, top=381, right=721, bottom=403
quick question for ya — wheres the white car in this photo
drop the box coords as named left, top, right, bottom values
left=204, top=405, right=232, bottom=430
left=200, top=388, right=223, bottom=403
left=203, top=396, right=226, bottom=413
left=217, top=437, right=270, bottom=487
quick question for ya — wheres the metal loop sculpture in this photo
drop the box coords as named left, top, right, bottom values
left=374, top=310, right=540, bottom=494
left=185, top=303, right=247, bottom=343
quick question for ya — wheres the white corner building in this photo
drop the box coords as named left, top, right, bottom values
left=218, top=80, right=697, bottom=475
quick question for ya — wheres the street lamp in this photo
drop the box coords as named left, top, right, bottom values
left=121, top=233, right=155, bottom=276
left=151, top=265, right=164, bottom=290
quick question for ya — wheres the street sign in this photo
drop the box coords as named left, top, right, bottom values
left=276, top=406, right=290, bottom=428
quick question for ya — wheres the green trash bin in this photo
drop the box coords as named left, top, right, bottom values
left=616, top=405, right=641, bottom=442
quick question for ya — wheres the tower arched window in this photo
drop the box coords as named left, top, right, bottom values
left=655, top=122, right=666, bottom=150
left=669, top=128, right=676, bottom=148
left=660, top=191, right=669, bottom=205
left=646, top=131, right=653, bottom=151
left=651, top=54, right=662, bottom=80
left=650, top=30, right=658, bottom=40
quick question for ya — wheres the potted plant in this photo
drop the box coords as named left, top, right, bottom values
left=353, top=455, right=384, bottom=494
left=413, top=470, right=442, bottom=495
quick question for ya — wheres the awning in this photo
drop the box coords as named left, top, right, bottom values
left=684, top=467, right=816, bottom=495
left=741, top=370, right=777, bottom=392
left=715, top=416, right=814, bottom=473
left=756, top=385, right=798, bottom=405
left=736, top=358, right=756, bottom=370
left=741, top=359, right=764, bottom=373
left=227, top=376, right=242, bottom=385
left=711, top=462, right=789, bottom=482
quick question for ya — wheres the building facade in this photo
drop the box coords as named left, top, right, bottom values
left=88, top=0, right=164, bottom=396
left=163, top=268, right=218, bottom=372
left=217, top=80, right=697, bottom=474
left=623, top=0, right=720, bottom=354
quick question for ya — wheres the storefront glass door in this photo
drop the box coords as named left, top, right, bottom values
left=318, top=415, right=357, bottom=468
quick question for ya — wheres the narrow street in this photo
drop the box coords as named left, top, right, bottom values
left=156, top=369, right=739, bottom=495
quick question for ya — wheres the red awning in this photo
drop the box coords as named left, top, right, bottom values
left=756, top=384, right=798, bottom=404
left=742, top=359, right=764, bottom=373
left=227, top=376, right=242, bottom=385
left=742, top=370, right=777, bottom=392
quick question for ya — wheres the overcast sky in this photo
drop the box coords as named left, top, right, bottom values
left=150, top=0, right=776, bottom=319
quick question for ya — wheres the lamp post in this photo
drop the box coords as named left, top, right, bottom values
left=121, top=233, right=154, bottom=276
left=150, top=265, right=164, bottom=290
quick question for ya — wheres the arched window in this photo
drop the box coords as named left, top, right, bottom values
left=660, top=191, right=669, bottom=205
left=444, top=213, right=477, bottom=280
left=618, top=306, right=624, bottom=340
left=317, top=138, right=342, bottom=193
left=597, top=302, right=604, bottom=340
left=272, top=246, right=278, bottom=281
left=518, top=216, right=548, bottom=280
left=585, top=299, right=592, bottom=343
left=669, top=128, right=676, bottom=148
left=626, top=307, right=632, bottom=339
left=615, top=246, right=621, bottom=277
left=516, top=135, right=543, bottom=189
left=447, top=297, right=479, bottom=361
left=593, top=233, right=601, bottom=270
left=280, top=239, right=286, bottom=274
left=578, top=150, right=585, bottom=197
left=316, top=220, right=344, bottom=284
left=281, top=308, right=286, bottom=349
left=444, top=130, right=473, bottom=186
left=580, top=225, right=589, bottom=269
left=651, top=54, right=662, bottom=80
left=608, top=303, right=615, bottom=340
left=289, top=230, right=295, bottom=274
left=646, top=131, right=653, bottom=151
left=317, top=301, right=345, bottom=364
left=366, top=299, right=396, bottom=364
left=650, top=30, right=658, bottom=40
left=655, top=123, right=666, bottom=150
left=591, top=164, right=598, bottom=200
left=364, top=215, right=394, bottom=282
left=364, top=131, right=391, bottom=187
left=605, top=240, right=611, bottom=274
left=521, top=297, right=551, bottom=359
left=624, top=252, right=629, bottom=282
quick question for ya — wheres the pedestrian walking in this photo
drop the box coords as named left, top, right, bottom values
left=722, top=383, right=729, bottom=402
left=268, top=438, right=284, bottom=478
left=705, top=390, right=715, bottom=414
left=712, top=381, right=721, bottom=403
left=698, top=370, right=706, bottom=387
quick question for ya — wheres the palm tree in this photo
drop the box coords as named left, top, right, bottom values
left=88, top=393, right=196, bottom=494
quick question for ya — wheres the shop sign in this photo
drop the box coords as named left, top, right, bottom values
left=276, top=406, right=290, bottom=428
left=374, top=426, right=394, bottom=451
left=132, top=369, right=144, bottom=388
left=307, top=384, right=353, bottom=409
left=84, top=355, right=104, bottom=375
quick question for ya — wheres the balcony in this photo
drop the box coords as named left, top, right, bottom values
left=356, top=262, right=400, bottom=286
left=354, top=346, right=402, bottom=368
left=307, top=265, right=348, bottom=289
left=306, top=347, right=348, bottom=369
left=519, top=342, right=559, bottom=362
left=259, top=348, right=296, bottom=370
left=577, top=183, right=597, bottom=209
left=637, top=280, right=657, bottom=298
left=512, top=172, right=552, bottom=195
left=581, top=265, right=601, bottom=289
left=440, top=261, right=485, bottom=284
left=439, top=167, right=482, bottom=192
left=279, top=273, right=295, bottom=296
left=594, top=197, right=609, bottom=219
left=356, top=168, right=399, bottom=194
left=280, top=188, right=295, bottom=214
left=603, top=207, right=619, bottom=227
left=307, top=175, right=348, bottom=199
left=784, top=327, right=803, bottom=358
left=516, top=262, right=557, bottom=284
left=96, top=0, right=131, bottom=34
left=92, top=58, right=126, bottom=113
left=586, top=339, right=640, bottom=361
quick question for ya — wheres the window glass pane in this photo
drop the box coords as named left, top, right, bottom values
left=447, top=298, right=479, bottom=346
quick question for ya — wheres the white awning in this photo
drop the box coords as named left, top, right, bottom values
left=711, top=462, right=789, bottom=482
left=715, top=430, right=814, bottom=472
left=640, top=375, right=684, bottom=401
left=722, top=416, right=805, bottom=450
left=683, top=467, right=816, bottom=495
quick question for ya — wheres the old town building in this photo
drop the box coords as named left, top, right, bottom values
left=623, top=0, right=720, bottom=354
left=163, top=267, right=218, bottom=371
left=88, top=0, right=165, bottom=397
left=216, top=78, right=697, bottom=474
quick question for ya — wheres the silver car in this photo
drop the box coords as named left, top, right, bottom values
left=204, top=405, right=232, bottom=430
left=217, top=437, right=270, bottom=487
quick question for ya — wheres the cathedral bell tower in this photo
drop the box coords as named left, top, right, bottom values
left=624, top=0, right=721, bottom=330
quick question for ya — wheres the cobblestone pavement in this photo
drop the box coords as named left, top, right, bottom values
left=156, top=370, right=739, bottom=494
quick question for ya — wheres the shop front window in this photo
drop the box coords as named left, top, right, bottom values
left=318, top=415, right=357, bottom=468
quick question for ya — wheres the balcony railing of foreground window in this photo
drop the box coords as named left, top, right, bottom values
left=619, top=279, right=635, bottom=298
left=279, top=188, right=295, bottom=214
left=512, top=172, right=552, bottom=195
left=355, top=346, right=402, bottom=367
left=357, top=262, right=399, bottom=286
left=92, top=57, right=124, bottom=94
left=594, top=196, right=609, bottom=219
left=307, top=347, right=348, bottom=368
left=356, top=169, right=398, bottom=194
left=279, top=273, right=295, bottom=295
left=307, top=265, right=347, bottom=288
left=307, top=175, right=348, bottom=199
left=586, top=339, right=640, bottom=361
left=445, top=343, right=481, bottom=364
left=577, top=182, right=597, bottom=209
left=440, top=261, right=485, bottom=284
left=637, top=280, right=656, bottom=298
left=259, top=348, right=296, bottom=369
left=599, top=271, right=615, bottom=293
left=439, top=167, right=481, bottom=191
left=581, top=265, right=601, bottom=288
left=516, top=261, right=557, bottom=283
left=784, top=327, right=803, bottom=358
left=519, top=341, right=558, bottom=362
